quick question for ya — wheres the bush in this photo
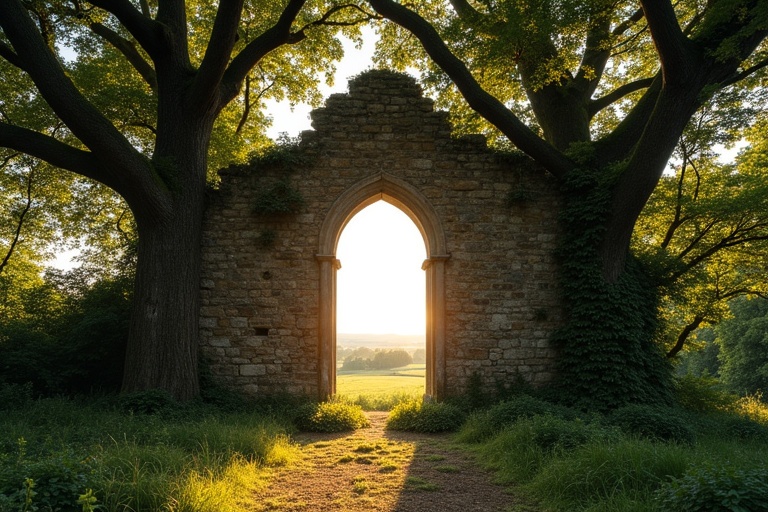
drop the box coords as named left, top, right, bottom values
left=0, top=441, right=96, bottom=512
left=118, top=389, right=179, bottom=415
left=386, top=399, right=465, bottom=433
left=657, top=463, right=768, bottom=512
left=0, top=382, right=33, bottom=411
left=295, top=401, right=370, bottom=432
left=456, top=394, right=576, bottom=443
left=676, top=374, right=738, bottom=413
left=703, top=413, right=768, bottom=442
left=608, top=404, right=695, bottom=444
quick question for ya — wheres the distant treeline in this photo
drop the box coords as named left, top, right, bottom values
left=339, top=347, right=425, bottom=371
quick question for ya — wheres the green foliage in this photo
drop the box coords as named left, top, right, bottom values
left=295, top=401, right=370, bottom=433
left=527, top=438, right=691, bottom=510
left=675, top=374, right=738, bottom=414
left=456, top=394, right=577, bottom=443
left=716, top=297, right=768, bottom=396
left=464, top=389, right=768, bottom=511
left=0, top=439, right=96, bottom=512
left=252, top=177, right=305, bottom=215
left=0, top=396, right=295, bottom=511
left=118, top=389, right=179, bottom=415
left=552, top=168, right=674, bottom=411
left=657, top=463, right=768, bottom=512
left=0, top=272, right=131, bottom=396
left=607, top=404, right=696, bottom=444
left=386, top=399, right=465, bottom=433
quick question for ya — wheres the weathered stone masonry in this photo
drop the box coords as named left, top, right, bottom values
left=200, top=70, right=563, bottom=399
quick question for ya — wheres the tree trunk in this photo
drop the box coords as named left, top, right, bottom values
left=121, top=197, right=205, bottom=400
left=120, top=119, right=211, bottom=401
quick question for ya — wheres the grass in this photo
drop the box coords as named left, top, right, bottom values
left=0, top=396, right=299, bottom=512
left=462, top=395, right=768, bottom=512
left=336, top=365, right=425, bottom=410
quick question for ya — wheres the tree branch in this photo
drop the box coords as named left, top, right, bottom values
left=86, top=0, right=160, bottom=59
left=0, top=123, right=107, bottom=186
left=295, top=4, right=378, bottom=33
left=0, top=41, right=24, bottom=69
left=640, top=0, right=694, bottom=85
left=666, top=315, right=704, bottom=358
left=574, top=17, right=611, bottom=98
left=449, top=0, right=484, bottom=22
left=367, top=0, right=574, bottom=178
left=90, top=22, right=158, bottom=92
left=0, top=0, right=147, bottom=185
left=190, top=0, right=246, bottom=111
left=721, top=57, right=768, bottom=88
left=588, top=77, right=655, bottom=118
left=0, top=166, right=35, bottom=276
left=221, top=0, right=308, bottom=102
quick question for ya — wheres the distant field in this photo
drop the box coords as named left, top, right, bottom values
left=337, top=364, right=425, bottom=397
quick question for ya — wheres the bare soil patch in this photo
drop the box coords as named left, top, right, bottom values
left=253, top=412, right=533, bottom=511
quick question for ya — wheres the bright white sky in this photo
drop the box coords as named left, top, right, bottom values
left=336, top=202, right=427, bottom=335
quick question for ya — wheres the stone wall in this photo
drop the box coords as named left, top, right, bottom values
left=200, top=70, right=563, bottom=398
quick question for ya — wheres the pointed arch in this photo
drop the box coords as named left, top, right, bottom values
left=316, top=173, right=449, bottom=400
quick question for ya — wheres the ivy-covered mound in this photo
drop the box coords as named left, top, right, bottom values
left=550, top=167, right=673, bottom=411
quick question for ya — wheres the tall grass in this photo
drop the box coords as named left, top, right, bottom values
left=0, top=394, right=299, bottom=512
left=461, top=390, right=768, bottom=512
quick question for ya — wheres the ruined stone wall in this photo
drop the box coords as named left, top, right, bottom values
left=200, top=70, right=563, bottom=398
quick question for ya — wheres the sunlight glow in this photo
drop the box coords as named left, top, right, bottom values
left=336, top=201, right=427, bottom=335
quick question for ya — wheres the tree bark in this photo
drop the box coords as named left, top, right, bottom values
left=121, top=122, right=210, bottom=400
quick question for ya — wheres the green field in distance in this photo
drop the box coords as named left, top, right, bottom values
left=336, top=364, right=425, bottom=397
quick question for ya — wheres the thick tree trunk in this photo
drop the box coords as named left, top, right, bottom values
left=121, top=120, right=211, bottom=401
left=121, top=202, right=204, bottom=401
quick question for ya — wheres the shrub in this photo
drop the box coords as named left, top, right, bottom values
left=118, top=389, right=179, bottom=415
left=386, top=399, right=465, bottom=433
left=0, top=382, right=33, bottom=411
left=657, top=463, right=768, bottom=512
left=295, top=401, right=370, bottom=432
left=675, top=374, right=738, bottom=413
left=0, top=441, right=96, bottom=512
left=528, top=415, right=617, bottom=452
left=608, top=404, right=695, bottom=444
left=456, top=394, right=576, bottom=443
left=705, top=413, right=768, bottom=442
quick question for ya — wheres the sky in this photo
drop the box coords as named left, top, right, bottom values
left=336, top=201, right=427, bottom=335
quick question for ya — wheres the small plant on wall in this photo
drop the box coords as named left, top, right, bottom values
left=253, top=177, right=305, bottom=215
left=250, top=136, right=308, bottom=216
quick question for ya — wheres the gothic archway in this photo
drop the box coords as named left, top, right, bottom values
left=316, top=173, right=449, bottom=400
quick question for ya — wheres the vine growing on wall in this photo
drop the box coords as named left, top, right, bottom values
left=251, top=137, right=309, bottom=216
left=550, top=164, right=674, bottom=411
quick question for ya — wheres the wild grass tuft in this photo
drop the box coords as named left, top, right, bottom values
left=0, top=394, right=297, bottom=512
left=386, top=399, right=465, bottom=433
left=295, top=400, right=370, bottom=432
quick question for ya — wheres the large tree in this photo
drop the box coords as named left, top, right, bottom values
left=368, top=0, right=768, bottom=408
left=0, top=0, right=370, bottom=400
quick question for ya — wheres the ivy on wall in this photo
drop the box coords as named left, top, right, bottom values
left=550, top=165, right=674, bottom=411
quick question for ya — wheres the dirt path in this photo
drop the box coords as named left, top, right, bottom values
left=252, top=412, right=530, bottom=512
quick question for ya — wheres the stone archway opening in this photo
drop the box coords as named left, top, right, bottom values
left=335, top=200, right=427, bottom=399
left=317, top=174, right=449, bottom=400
